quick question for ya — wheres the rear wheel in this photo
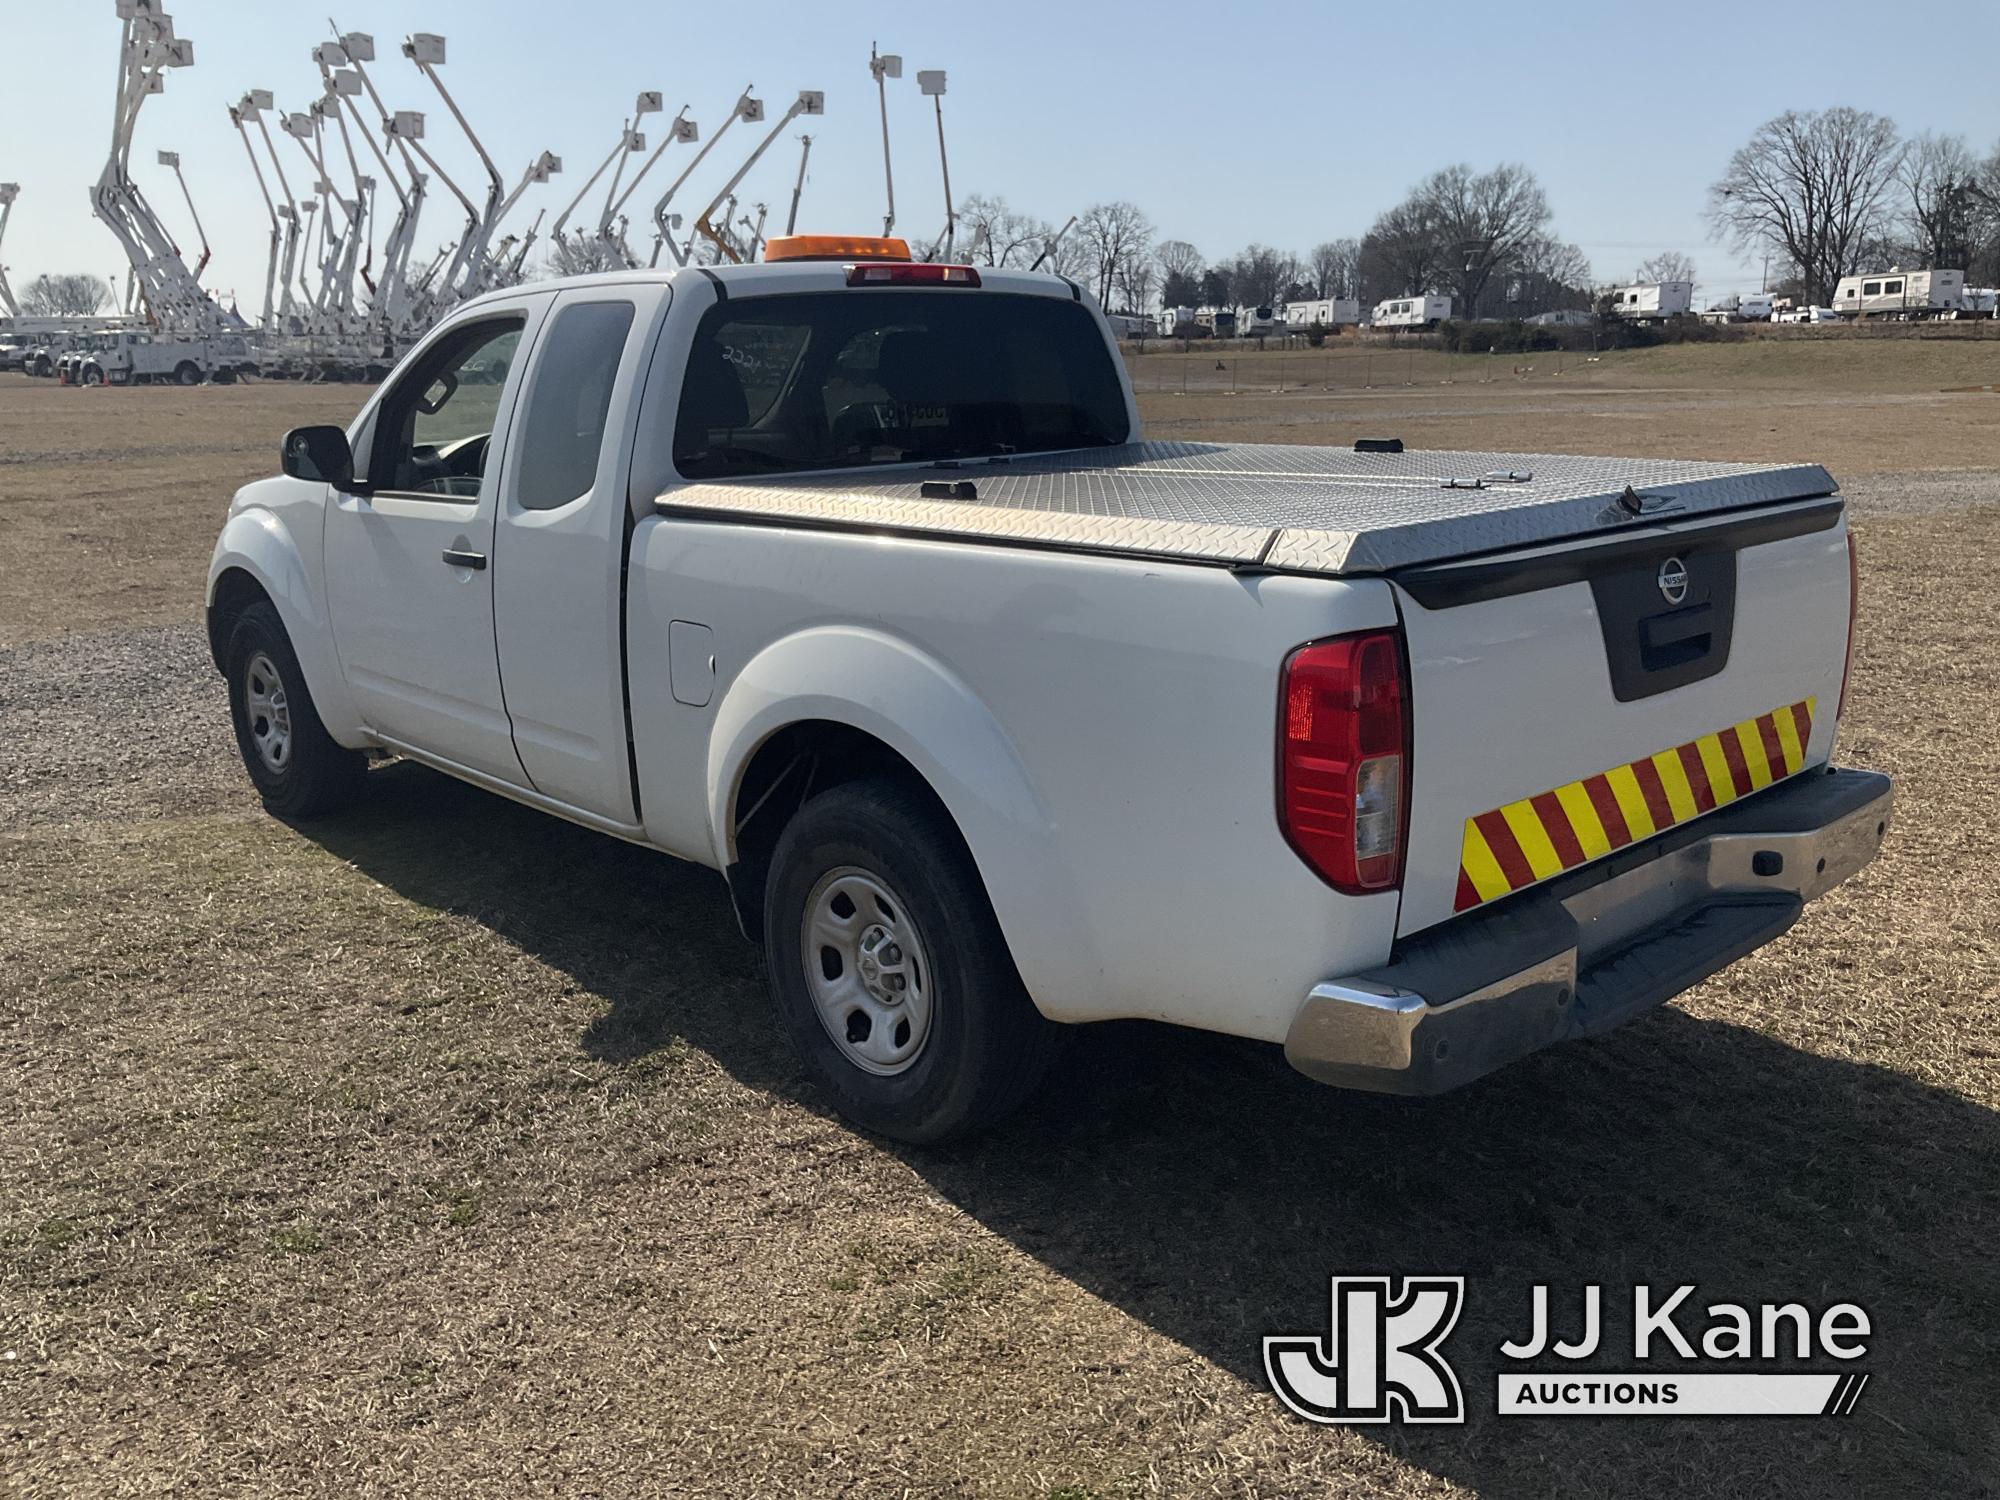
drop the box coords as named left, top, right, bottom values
left=175, top=361, right=201, bottom=386
left=225, top=602, right=366, bottom=819
left=764, top=777, right=1062, bottom=1144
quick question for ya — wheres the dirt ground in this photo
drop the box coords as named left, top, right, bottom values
left=1, top=345, right=1997, bottom=1498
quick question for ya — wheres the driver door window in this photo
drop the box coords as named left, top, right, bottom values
left=374, top=319, right=524, bottom=498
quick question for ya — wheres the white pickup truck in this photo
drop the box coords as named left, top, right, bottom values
left=206, top=236, right=1892, bottom=1142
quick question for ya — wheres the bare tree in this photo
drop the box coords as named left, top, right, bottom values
left=21, top=273, right=112, bottom=317
left=1635, top=250, right=1698, bottom=286
left=1707, top=108, right=1904, bottom=304
left=1416, top=163, right=1554, bottom=319
left=1357, top=196, right=1448, bottom=303
left=1155, top=238, right=1203, bottom=309
left=958, top=194, right=1053, bottom=267
left=1114, top=260, right=1156, bottom=316
left=1223, top=244, right=1298, bottom=309
left=1515, top=235, right=1594, bottom=314
left=1975, top=142, right=2000, bottom=283
left=1307, top=238, right=1359, bottom=299
left=1077, top=201, right=1153, bottom=308
left=1898, top=132, right=1993, bottom=268
left=1038, top=217, right=1092, bottom=281
left=542, top=236, right=625, bottom=278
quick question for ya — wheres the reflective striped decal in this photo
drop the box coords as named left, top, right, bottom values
left=1453, top=698, right=1818, bottom=912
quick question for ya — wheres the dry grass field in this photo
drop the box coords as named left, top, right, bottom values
left=3, top=340, right=1998, bottom=1498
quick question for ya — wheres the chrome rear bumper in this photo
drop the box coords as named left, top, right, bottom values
left=1285, top=767, right=1893, bottom=1094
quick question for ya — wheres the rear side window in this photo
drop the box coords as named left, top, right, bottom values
left=516, top=300, right=636, bottom=510
left=673, top=290, right=1129, bottom=480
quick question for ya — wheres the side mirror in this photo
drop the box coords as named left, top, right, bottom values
left=281, top=425, right=355, bottom=488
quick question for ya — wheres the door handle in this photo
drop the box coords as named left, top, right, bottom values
left=442, top=548, right=487, bottom=571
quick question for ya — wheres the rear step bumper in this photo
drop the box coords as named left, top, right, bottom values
left=1284, top=766, right=1893, bottom=1094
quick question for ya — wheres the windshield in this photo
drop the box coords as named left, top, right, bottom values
left=672, top=290, right=1129, bottom=480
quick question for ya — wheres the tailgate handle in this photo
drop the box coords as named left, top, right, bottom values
left=1640, top=603, right=1713, bottom=669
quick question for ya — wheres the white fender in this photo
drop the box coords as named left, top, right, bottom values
left=206, top=489, right=365, bottom=745
left=706, top=625, right=1106, bottom=1021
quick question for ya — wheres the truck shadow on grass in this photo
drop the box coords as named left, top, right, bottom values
left=308, top=761, right=1999, bottom=1500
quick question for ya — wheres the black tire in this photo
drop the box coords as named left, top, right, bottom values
left=81, top=366, right=103, bottom=387
left=175, top=361, right=201, bottom=386
left=224, top=602, right=366, bottom=819
left=764, top=776, right=1062, bottom=1144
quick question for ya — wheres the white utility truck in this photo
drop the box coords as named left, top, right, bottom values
left=73, top=329, right=254, bottom=386
left=206, top=235, right=1892, bottom=1142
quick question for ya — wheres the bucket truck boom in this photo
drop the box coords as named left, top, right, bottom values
left=0, top=184, right=19, bottom=318
left=784, top=135, right=813, bottom=237
left=692, top=90, right=824, bottom=265
left=869, top=45, right=900, bottom=236
left=648, top=88, right=758, bottom=268
left=917, top=70, right=954, bottom=261
left=228, top=96, right=283, bottom=329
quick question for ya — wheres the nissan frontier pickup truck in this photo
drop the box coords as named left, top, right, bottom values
left=206, top=234, right=1892, bottom=1142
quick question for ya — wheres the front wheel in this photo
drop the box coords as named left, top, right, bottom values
left=225, top=602, right=366, bottom=819
left=764, top=777, right=1062, bottom=1144
left=175, top=361, right=201, bottom=386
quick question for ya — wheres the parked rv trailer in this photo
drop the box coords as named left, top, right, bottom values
left=1371, top=295, right=1451, bottom=329
left=1234, top=304, right=1278, bottom=337
left=1197, top=306, right=1238, bottom=338
left=1105, top=312, right=1154, bottom=339
left=1608, top=281, right=1694, bottom=320
left=1283, top=298, right=1361, bottom=330
left=1163, top=306, right=1211, bottom=339
left=1962, top=288, right=1999, bottom=319
left=1832, top=269, right=1965, bottom=319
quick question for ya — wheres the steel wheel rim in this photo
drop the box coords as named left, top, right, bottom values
left=801, top=865, right=934, bottom=1077
left=243, top=651, right=293, bottom=774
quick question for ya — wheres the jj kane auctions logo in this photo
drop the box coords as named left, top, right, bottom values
left=1265, top=1278, right=1872, bottom=1421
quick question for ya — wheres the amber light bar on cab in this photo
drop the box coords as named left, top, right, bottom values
left=764, top=234, right=911, bottom=262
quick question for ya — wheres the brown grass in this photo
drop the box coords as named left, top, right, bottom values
left=2, top=351, right=1998, bottom=1498
left=1122, top=338, right=2000, bottom=475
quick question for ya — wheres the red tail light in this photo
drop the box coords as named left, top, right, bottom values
left=1837, top=529, right=1859, bottom=721
left=1279, top=630, right=1410, bottom=894
left=845, top=262, right=981, bottom=287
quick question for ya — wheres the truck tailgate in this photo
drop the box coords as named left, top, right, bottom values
left=1392, top=497, right=1853, bottom=937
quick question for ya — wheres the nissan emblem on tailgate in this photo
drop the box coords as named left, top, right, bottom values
left=1658, top=557, right=1690, bottom=604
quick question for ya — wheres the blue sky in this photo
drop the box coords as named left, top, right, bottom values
left=4, top=0, right=1996, bottom=308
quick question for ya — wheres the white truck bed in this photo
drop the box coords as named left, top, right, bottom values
left=658, top=441, right=1835, bottom=575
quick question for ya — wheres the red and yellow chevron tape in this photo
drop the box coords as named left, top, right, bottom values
left=1454, top=698, right=1818, bottom=912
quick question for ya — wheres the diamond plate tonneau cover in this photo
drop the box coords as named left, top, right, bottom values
left=654, top=441, right=1837, bottom=576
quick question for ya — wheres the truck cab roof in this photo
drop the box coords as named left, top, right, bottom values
left=449, top=259, right=1086, bottom=318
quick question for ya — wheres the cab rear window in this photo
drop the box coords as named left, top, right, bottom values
left=672, top=290, right=1129, bottom=479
